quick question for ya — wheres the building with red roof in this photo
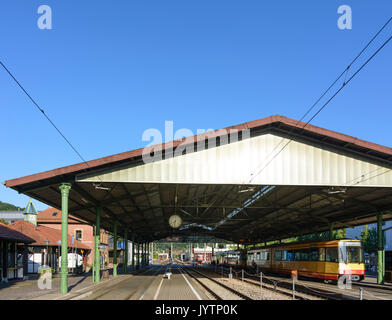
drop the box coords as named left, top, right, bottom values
left=36, top=207, right=109, bottom=270
left=0, top=222, right=34, bottom=282
left=10, top=220, right=90, bottom=274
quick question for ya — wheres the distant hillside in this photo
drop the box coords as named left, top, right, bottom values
left=0, top=201, right=24, bottom=211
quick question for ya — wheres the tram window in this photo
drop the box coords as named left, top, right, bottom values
left=309, top=248, right=319, bottom=261
left=326, top=247, right=339, bottom=263
left=261, top=251, right=270, bottom=261
left=318, top=248, right=325, bottom=261
left=346, top=247, right=363, bottom=264
left=256, top=252, right=261, bottom=260
left=282, top=250, right=288, bottom=261
left=300, top=250, right=309, bottom=261
left=274, top=250, right=282, bottom=261
left=295, top=251, right=301, bottom=261
left=287, top=250, right=295, bottom=261
left=261, top=251, right=266, bottom=260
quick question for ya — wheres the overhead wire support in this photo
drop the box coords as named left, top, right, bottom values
left=248, top=16, right=392, bottom=184
left=0, top=60, right=107, bottom=185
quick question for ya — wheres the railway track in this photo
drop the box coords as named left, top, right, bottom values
left=179, top=265, right=251, bottom=300
left=215, top=266, right=359, bottom=300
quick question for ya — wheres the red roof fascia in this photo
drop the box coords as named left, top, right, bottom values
left=4, top=115, right=392, bottom=188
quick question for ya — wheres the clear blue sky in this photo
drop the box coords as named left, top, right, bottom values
left=1, top=1, right=391, bottom=210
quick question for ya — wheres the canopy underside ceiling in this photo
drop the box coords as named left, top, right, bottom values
left=6, top=116, right=392, bottom=243
left=19, top=181, right=392, bottom=243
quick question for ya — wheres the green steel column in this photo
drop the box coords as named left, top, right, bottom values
left=329, top=223, right=335, bottom=240
left=59, top=183, right=71, bottom=294
left=92, top=225, right=95, bottom=281
left=113, top=221, right=118, bottom=278
left=141, top=243, right=143, bottom=267
left=145, top=243, right=147, bottom=266
left=94, top=207, right=101, bottom=283
left=137, top=243, right=140, bottom=270
left=142, top=243, right=145, bottom=267
left=124, top=228, right=128, bottom=273
left=132, top=241, right=135, bottom=270
left=377, top=212, right=384, bottom=284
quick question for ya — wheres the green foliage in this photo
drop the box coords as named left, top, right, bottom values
left=297, top=228, right=346, bottom=242
left=360, top=225, right=381, bottom=254
left=0, top=218, right=9, bottom=225
left=0, top=201, right=24, bottom=211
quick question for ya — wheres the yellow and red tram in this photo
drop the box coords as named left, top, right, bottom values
left=247, top=239, right=365, bottom=282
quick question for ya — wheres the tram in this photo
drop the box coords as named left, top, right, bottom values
left=246, top=239, right=365, bottom=282
left=215, top=249, right=247, bottom=268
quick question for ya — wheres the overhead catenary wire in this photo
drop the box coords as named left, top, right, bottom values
left=0, top=60, right=104, bottom=185
left=248, top=17, right=392, bottom=184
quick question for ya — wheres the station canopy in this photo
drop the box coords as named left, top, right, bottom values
left=4, top=115, right=392, bottom=244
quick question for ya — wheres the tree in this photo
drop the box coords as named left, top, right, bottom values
left=360, top=225, right=379, bottom=254
left=297, top=228, right=346, bottom=242
left=0, top=201, right=25, bottom=211
left=0, top=218, right=9, bottom=225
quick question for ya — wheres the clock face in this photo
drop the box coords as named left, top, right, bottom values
left=168, top=215, right=182, bottom=229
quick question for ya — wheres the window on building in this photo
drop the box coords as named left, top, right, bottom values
left=75, top=230, right=82, bottom=241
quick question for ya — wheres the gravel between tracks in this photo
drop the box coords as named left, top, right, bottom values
left=211, top=273, right=293, bottom=300
left=186, top=269, right=243, bottom=300
left=194, top=268, right=294, bottom=300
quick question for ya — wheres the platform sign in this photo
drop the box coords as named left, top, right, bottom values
left=166, top=237, right=179, bottom=242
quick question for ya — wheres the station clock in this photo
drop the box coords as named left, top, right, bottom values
left=168, top=214, right=182, bottom=229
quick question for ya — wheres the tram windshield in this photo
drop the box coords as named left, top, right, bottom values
left=346, top=246, right=364, bottom=264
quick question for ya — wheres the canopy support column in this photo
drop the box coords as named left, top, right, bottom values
left=59, top=183, right=71, bottom=293
left=329, top=223, right=334, bottom=240
left=132, top=240, right=135, bottom=270
left=123, top=227, right=128, bottom=274
left=147, top=243, right=150, bottom=266
left=23, top=244, right=28, bottom=280
left=1, top=241, right=8, bottom=283
left=377, top=212, right=384, bottom=285
left=137, top=243, right=140, bottom=270
left=142, top=243, right=145, bottom=267
left=113, top=220, right=118, bottom=278
left=94, top=207, right=101, bottom=283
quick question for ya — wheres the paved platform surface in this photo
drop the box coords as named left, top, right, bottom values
left=82, top=266, right=166, bottom=300
left=140, top=264, right=211, bottom=300
left=0, top=267, right=137, bottom=300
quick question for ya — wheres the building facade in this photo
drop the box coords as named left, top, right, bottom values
left=37, top=207, right=109, bottom=270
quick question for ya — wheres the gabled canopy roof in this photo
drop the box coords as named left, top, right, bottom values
left=0, top=222, right=34, bottom=243
left=4, top=115, right=392, bottom=243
